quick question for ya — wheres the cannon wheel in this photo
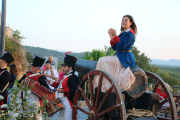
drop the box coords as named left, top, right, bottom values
left=145, top=71, right=177, bottom=120
left=73, top=70, right=126, bottom=120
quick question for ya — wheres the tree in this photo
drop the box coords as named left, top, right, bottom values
left=5, top=36, right=12, bottom=50
left=26, top=51, right=34, bottom=63
left=82, top=49, right=106, bottom=61
left=13, top=30, right=25, bottom=42
left=104, top=45, right=115, bottom=56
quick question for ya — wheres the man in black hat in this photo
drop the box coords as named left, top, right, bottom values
left=18, top=54, right=50, bottom=120
left=0, top=51, right=14, bottom=109
left=48, top=54, right=79, bottom=120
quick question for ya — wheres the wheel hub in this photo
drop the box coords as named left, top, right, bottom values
left=88, top=111, right=95, bottom=120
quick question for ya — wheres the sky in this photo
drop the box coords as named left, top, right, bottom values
left=1, top=0, right=180, bottom=60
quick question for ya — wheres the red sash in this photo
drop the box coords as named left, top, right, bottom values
left=26, top=72, right=42, bottom=82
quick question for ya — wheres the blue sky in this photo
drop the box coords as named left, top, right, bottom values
left=1, top=0, right=180, bottom=60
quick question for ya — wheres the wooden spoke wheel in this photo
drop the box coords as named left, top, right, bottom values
left=73, top=70, right=126, bottom=120
left=145, top=71, right=177, bottom=120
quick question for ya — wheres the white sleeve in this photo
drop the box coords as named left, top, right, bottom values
left=49, top=80, right=54, bottom=85
left=53, top=69, right=59, bottom=78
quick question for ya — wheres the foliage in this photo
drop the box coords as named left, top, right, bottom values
left=157, top=66, right=180, bottom=86
left=104, top=45, right=115, bottom=56
left=26, top=51, right=33, bottom=63
left=57, top=61, right=64, bottom=69
left=13, top=30, right=25, bottom=42
left=0, top=82, right=49, bottom=120
left=82, top=49, right=106, bottom=61
left=5, top=36, right=12, bottom=50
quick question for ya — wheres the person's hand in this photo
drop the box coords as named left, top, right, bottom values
left=160, top=96, right=164, bottom=100
left=47, top=80, right=52, bottom=84
left=109, top=39, right=113, bottom=42
left=21, top=80, right=25, bottom=84
left=108, top=32, right=114, bottom=40
left=44, top=73, right=51, bottom=77
left=25, top=78, right=30, bottom=84
left=56, top=88, right=64, bottom=93
left=108, top=28, right=116, bottom=38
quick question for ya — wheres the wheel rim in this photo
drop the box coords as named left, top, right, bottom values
left=73, top=70, right=126, bottom=120
left=145, top=71, right=177, bottom=120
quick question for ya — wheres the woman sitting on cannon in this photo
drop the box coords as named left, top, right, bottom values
left=94, top=15, right=138, bottom=92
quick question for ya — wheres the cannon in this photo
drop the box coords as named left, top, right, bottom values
left=72, top=58, right=177, bottom=120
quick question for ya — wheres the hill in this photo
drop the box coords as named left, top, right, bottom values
left=23, top=45, right=86, bottom=61
left=151, top=59, right=180, bottom=67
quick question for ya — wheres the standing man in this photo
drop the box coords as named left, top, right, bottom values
left=18, top=54, right=50, bottom=120
left=0, top=52, right=14, bottom=109
left=48, top=54, right=79, bottom=120
left=44, top=61, right=59, bottom=91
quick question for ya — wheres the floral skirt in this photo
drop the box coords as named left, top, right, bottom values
left=93, top=55, right=136, bottom=93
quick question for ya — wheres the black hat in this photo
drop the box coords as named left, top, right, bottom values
left=31, top=54, right=46, bottom=67
left=0, top=51, right=14, bottom=65
left=61, top=54, right=77, bottom=68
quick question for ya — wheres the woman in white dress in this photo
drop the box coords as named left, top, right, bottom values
left=94, top=15, right=138, bottom=92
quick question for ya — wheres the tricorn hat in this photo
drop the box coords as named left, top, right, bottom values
left=61, top=54, right=77, bottom=68
left=31, top=54, right=46, bottom=67
left=0, top=51, right=14, bottom=65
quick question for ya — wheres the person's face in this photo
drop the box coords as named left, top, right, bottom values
left=46, top=63, right=51, bottom=69
left=62, top=65, right=71, bottom=75
left=31, top=66, right=40, bottom=74
left=0, top=59, right=7, bottom=68
left=49, top=57, right=53, bottom=61
left=160, top=88, right=165, bottom=93
left=121, top=17, right=132, bottom=30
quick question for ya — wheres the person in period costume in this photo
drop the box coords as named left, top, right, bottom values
left=0, top=52, right=14, bottom=109
left=48, top=54, right=79, bottom=120
left=18, top=54, right=50, bottom=120
left=94, top=15, right=138, bottom=92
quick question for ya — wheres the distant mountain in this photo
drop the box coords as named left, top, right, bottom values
left=151, top=59, right=180, bottom=66
left=23, top=45, right=86, bottom=61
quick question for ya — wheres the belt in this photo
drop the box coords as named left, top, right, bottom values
left=116, top=50, right=132, bottom=52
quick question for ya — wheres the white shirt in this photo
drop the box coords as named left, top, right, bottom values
left=45, top=68, right=58, bottom=89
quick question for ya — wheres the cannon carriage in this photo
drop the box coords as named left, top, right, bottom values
left=72, top=59, right=177, bottom=120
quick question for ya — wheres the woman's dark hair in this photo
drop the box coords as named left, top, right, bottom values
left=10, top=64, right=17, bottom=74
left=120, top=15, right=138, bottom=36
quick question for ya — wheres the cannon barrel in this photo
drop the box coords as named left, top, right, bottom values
left=74, top=59, right=97, bottom=75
